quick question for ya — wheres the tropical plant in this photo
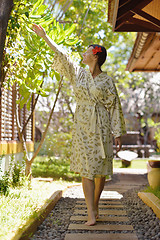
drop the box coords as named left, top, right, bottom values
left=2, top=0, right=79, bottom=177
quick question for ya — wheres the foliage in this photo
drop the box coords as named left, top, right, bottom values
left=148, top=119, right=160, bottom=151
left=155, top=128, right=160, bottom=152
left=4, top=0, right=79, bottom=109
left=0, top=171, right=10, bottom=196
left=0, top=155, right=28, bottom=196
left=31, top=156, right=81, bottom=181
left=36, top=131, right=72, bottom=158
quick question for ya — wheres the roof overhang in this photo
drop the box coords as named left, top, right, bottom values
left=108, top=0, right=160, bottom=32
left=126, top=32, right=160, bottom=72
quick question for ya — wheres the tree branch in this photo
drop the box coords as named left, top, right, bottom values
left=30, top=76, right=63, bottom=164
left=56, top=0, right=73, bottom=21
left=78, top=0, right=93, bottom=37
left=22, top=78, right=44, bottom=134
left=61, top=92, right=74, bottom=119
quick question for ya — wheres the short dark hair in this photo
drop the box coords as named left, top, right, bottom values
left=89, top=44, right=107, bottom=68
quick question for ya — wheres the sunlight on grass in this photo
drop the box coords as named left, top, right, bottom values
left=0, top=179, right=76, bottom=240
left=31, top=156, right=81, bottom=181
left=113, top=158, right=148, bottom=169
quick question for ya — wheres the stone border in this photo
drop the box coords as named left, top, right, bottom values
left=138, top=192, right=160, bottom=219
left=9, top=183, right=81, bottom=240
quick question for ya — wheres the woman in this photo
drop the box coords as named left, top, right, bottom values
left=32, top=24, right=126, bottom=226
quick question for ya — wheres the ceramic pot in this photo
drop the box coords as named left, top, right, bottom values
left=147, top=160, right=160, bottom=189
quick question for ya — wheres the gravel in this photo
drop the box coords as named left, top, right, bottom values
left=30, top=174, right=160, bottom=240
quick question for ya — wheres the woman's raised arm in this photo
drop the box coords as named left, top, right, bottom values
left=32, top=24, right=79, bottom=84
left=32, top=24, right=58, bottom=52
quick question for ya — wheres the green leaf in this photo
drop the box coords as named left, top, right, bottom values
left=31, top=0, right=44, bottom=15
left=54, top=71, right=61, bottom=81
left=64, top=24, right=76, bottom=37
left=65, top=38, right=79, bottom=46
left=36, top=5, right=47, bottom=15
left=40, top=18, right=54, bottom=27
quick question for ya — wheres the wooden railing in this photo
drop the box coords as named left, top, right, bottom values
left=0, top=85, right=34, bottom=154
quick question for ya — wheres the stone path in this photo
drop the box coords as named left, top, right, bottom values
left=64, top=173, right=147, bottom=240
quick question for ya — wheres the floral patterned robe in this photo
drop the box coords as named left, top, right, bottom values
left=52, top=46, right=126, bottom=180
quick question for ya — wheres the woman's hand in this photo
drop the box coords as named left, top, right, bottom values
left=32, top=24, right=46, bottom=38
left=115, top=136, right=122, bottom=153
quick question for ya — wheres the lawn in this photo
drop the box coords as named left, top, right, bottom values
left=31, top=156, right=81, bottom=181
left=113, top=158, right=149, bottom=169
left=31, top=156, right=149, bottom=181
left=0, top=179, right=75, bottom=240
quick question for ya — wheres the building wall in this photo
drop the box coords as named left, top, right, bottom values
left=0, top=85, right=35, bottom=175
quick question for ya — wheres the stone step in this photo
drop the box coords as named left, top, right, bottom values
left=76, top=200, right=122, bottom=205
left=68, top=223, right=134, bottom=231
left=104, top=186, right=132, bottom=189
left=75, top=204, right=123, bottom=209
left=65, top=233, right=138, bottom=240
left=99, top=191, right=123, bottom=199
left=74, top=209, right=127, bottom=215
left=70, top=215, right=129, bottom=222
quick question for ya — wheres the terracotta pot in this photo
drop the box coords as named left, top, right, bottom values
left=147, top=160, right=160, bottom=189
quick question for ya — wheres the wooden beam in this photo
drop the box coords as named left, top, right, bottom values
left=133, top=68, right=160, bottom=72
left=117, top=0, right=152, bottom=21
left=131, top=8, right=160, bottom=29
left=115, top=11, right=134, bottom=30
left=115, top=22, right=155, bottom=32
left=131, top=18, right=160, bottom=31
left=119, top=0, right=131, bottom=8
left=115, top=0, right=152, bottom=30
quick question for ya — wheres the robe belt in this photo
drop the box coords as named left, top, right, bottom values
left=76, top=101, right=106, bottom=159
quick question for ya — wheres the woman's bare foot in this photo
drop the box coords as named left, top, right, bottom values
left=94, top=205, right=99, bottom=219
left=85, top=210, right=96, bottom=226
left=95, top=209, right=99, bottom=219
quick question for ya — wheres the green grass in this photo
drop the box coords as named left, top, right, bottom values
left=0, top=179, right=75, bottom=240
left=113, top=158, right=148, bottom=169
left=31, top=156, right=149, bottom=183
left=31, top=156, right=81, bottom=181
left=144, top=186, right=160, bottom=200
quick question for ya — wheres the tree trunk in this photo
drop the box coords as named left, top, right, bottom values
left=25, top=160, right=32, bottom=180
left=0, top=0, right=14, bottom=93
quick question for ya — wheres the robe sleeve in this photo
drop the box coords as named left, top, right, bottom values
left=52, top=45, right=79, bottom=84
left=107, top=79, right=126, bottom=138
left=91, top=76, right=126, bottom=138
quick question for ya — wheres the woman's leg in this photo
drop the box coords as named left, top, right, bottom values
left=94, top=176, right=106, bottom=218
left=82, top=177, right=96, bottom=226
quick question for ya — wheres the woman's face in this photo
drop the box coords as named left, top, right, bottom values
left=82, top=46, right=96, bottom=65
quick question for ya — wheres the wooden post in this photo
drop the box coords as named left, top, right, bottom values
left=12, top=84, right=16, bottom=140
left=32, top=94, right=35, bottom=142
left=0, top=87, right=3, bottom=140
left=23, top=104, right=26, bottom=141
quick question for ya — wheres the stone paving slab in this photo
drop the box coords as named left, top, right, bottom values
left=75, top=204, right=123, bottom=209
left=70, top=215, right=129, bottom=222
left=97, top=191, right=123, bottom=199
left=74, top=209, right=127, bottom=215
left=76, top=200, right=122, bottom=204
left=65, top=233, right=138, bottom=240
left=104, top=185, right=133, bottom=190
left=68, top=223, right=134, bottom=230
